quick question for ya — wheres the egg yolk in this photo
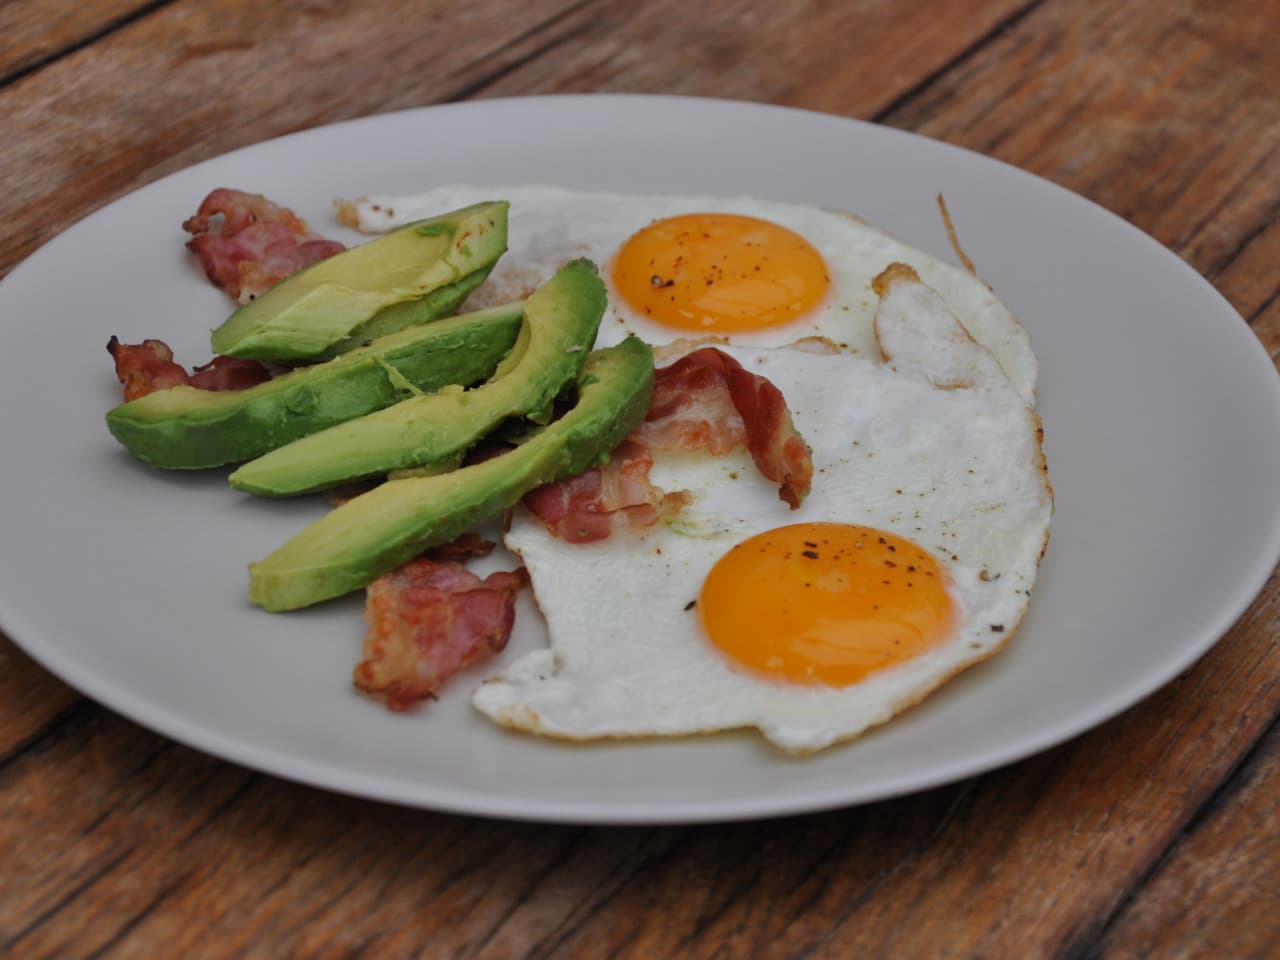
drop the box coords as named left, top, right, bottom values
left=611, top=213, right=830, bottom=333
left=698, top=523, right=957, bottom=687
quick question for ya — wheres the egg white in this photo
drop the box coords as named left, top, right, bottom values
left=339, top=185, right=1038, bottom=403
left=470, top=269, right=1052, bottom=754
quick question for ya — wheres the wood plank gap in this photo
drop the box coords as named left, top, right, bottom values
left=0, top=697, right=89, bottom=772
left=1, top=844, right=134, bottom=951
left=84, top=874, right=186, bottom=960
left=0, top=0, right=181, bottom=90
left=1175, top=141, right=1280, bottom=256
left=429, top=823, right=500, bottom=895
left=1249, top=286, right=1280, bottom=327
left=176, top=769, right=257, bottom=844
left=1057, top=702, right=1280, bottom=960
left=1206, top=191, right=1280, bottom=282
left=674, top=851, right=764, bottom=953
left=869, top=0, right=1051, bottom=124
left=775, top=820, right=865, bottom=923
left=442, top=0, right=601, bottom=104
left=76, top=742, right=172, bottom=837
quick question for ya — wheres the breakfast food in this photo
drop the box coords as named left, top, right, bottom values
left=228, top=258, right=607, bottom=497
left=105, top=304, right=525, bottom=469
left=107, top=337, right=270, bottom=401
left=246, top=336, right=656, bottom=612
left=105, top=182, right=1051, bottom=744
left=472, top=263, right=1051, bottom=753
left=354, top=537, right=530, bottom=711
left=184, top=188, right=346, bottom=304
left=210, top=201, right=509, bottom=361
left=338, top=184, right=1038, bottom=403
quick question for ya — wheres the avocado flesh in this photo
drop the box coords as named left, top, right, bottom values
left=248, top=336, right=655, bottom=612
left=228, top=259, right=607, bottom=497
left=106, top=302, right=524, bottom=470
left=209, top=201, right=508, bottom=362
left=318, top=263, right=493, bottom=358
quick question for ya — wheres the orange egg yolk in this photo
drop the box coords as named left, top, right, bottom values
left=698, top=523, right=957, bottom=687
left=611, top=213, right=830, bottom=333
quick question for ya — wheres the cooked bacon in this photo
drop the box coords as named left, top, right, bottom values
left=719, top=355, right=813, bottom=509
left=635, top=350, right=747, bottom=454
left=642, top=348, right=811, bottom=508
left=523, top=439, right=691, bottom=543
left=524, top=347, right=813, bottom=542
left=182, top=188, right=345, bottom=304
left=188, top=354, right=274, bottom=391
left=106, top=337, right=190, bottom=401
left=354, top=556, right=529, bottom=711
left=107, top=336, right=271, bottom=401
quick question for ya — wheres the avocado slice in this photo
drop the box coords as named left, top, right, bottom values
left=209, top=201, right=508, bottom=361
left=106, top=302, right=524, bottom=469
left=228, top=259, right=607, bottom=497
left=248, top=336, right=655, bottom=611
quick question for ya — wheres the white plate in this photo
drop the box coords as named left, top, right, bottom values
left=2, top=95, right=1278, bottom=824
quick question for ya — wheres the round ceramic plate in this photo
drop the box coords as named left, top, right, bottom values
left=2, top=96, right=1278, bottom=824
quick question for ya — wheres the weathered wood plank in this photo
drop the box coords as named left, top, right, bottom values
left=0, top=0, right=164, bottom=81
left=0, top=641, right=80, bottom=759
left=0, top=0, right=1033, bottom=282
left=0, top=704, right=682, bottom=958
left=455, top=0, right=1037, bottom=116
left=0, top=0, right=590, bottom=280
left=1096, top=718, right=1280, bottom=959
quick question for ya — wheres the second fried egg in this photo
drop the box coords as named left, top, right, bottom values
left=471, top=266, right=1052, bottom=753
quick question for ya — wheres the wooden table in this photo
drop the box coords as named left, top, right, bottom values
left=3, top=0, right=1278, bottom=955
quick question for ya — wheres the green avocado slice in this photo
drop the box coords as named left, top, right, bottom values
left=209, top=201, right=508, bottom=361
left=106, top=302, right=524, bottom=469
left=228, top=259, right=607, bottom=497
left=248, top=336, right=655, bottom=612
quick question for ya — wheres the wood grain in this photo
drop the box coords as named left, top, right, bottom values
left=0, top=0, right=586, bottom=279
left=882, top=0, right=1280, bottom=354
left=0, top=0, right=1277, bottom=955
left=449, top=0, right=1038, bottom=116
left=0, top=0, right=1037, bottom=281
left=1097, top=718, right=1280, bottom=959
left=0, top=0, right=168, bottom=81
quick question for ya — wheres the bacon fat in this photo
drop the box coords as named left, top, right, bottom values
left=182, top=188, right=345, bottom=304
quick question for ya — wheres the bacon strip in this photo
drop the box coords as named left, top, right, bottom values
left=522, top=439, right=691, bottom=543
left=354, top=553, right=529, bottom=711
left=182, top=188, right=345, bottom=304
left=640, top=348, right=812, bottom=508
left=188, top=354, right=275, bottom=391
left=106, top=337, right=190, bottom=401
left=524, top=347, right=813, bottom=542
left=721, top=356, right=813, bottom=509
left=107, top=336, right=270, bottom=401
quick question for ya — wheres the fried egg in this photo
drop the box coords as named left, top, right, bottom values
left=470, top=266, right=1052, bottom=753
left=338, top=185, right=1038, bottom=403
